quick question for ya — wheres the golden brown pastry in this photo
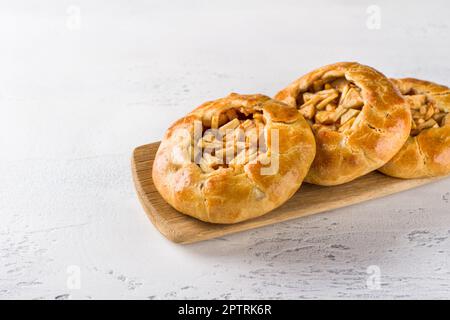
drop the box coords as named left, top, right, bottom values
left=152, top=93, right=316, bottom=224
left=275, top=62, right=411, bottom=186
left=379, top=78, right=450, bottom=178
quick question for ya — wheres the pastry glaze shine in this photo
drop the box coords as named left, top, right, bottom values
left=275, top=62, right=411, bottom=186
left=152, top=93, right=316, bottom=224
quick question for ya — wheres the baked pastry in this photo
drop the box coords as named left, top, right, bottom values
left=152, top=93, right=316, bottom=224
left=379, top=78, right=450, bottom=178
left=275, top=62, right=411, bottom=186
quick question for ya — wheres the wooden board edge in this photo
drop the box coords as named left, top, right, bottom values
left=131, top=143, right=447, bottom=245
left=175, top=176, right=442, bottom=244
left=131, top=146, right=187, bottom=243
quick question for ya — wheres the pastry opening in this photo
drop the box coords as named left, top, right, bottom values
left=192, top=107, right=268, bottom=173
left=400, top=90, right=449, bottom=136
left=296, top=77, right=364, bottom=133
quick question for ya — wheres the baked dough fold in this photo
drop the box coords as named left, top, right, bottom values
left=275, top=62, right=411, bottom=185
left=152, top=93, right=316, bottom=223
left=379, top=78, right=450, bottom=178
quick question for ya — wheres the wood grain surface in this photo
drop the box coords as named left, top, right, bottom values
left=131, top=142, right=442, bottom=244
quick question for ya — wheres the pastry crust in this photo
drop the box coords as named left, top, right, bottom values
left=152, top=93, right=316, bottom=224
left=275, top=62, right=411, bottom=186
left=379, top=78, right=450, bottom=178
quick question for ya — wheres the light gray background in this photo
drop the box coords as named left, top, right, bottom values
left=1, top=0, right=449, bottom=299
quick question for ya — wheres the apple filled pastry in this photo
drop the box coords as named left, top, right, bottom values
left=275, top=62, right=411, bottom=186
left=152, top=93, right=315, bottom=223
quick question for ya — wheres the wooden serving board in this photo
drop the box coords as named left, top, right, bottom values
left=132, top=142, right=442, bottom=244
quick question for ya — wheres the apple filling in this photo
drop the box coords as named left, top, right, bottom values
left=192, top=108, right=267, bottom=173
left=400, top=91, right=449, bottom=136
left=296, top=77, right=364, bottom=133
